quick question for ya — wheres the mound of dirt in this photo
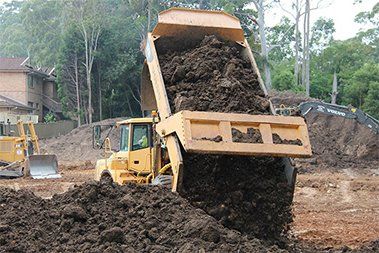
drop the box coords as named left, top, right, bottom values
left=0, top=182, right=285, bottom=253
left=297, top=113, right=379, bottom=171
left=269, top=90, right=318, bottom=108
left=40, top=118, right=125, bottom=164
left=160, top=35, right=270, bottom=114
left=159, top=35, right=293, bottom=241
left=269, top=91, right=378, bottom=171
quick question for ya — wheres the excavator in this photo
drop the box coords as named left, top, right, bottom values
left=94, top=8, right=312, bottom=192
left=0, top=121, right=60, bottom=178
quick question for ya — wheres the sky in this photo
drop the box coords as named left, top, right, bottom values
left=265, top=0, right=378, bottom=40
left=0, top=0, right=377, bottom=40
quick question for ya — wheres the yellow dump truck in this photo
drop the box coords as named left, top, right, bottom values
left=0, top=121, right=59, bottom=178
left=94, top=8, right=312, bottom=192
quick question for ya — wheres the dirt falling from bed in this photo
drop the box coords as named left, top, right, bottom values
left=159, top=35, right=293, bottom=241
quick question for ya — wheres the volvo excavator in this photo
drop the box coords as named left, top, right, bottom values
left=94, top=8, right=312, bottom=193
left=0, top=121, right=60, bottom=179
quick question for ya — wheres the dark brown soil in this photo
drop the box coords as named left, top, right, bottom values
left=232, top=128, right=263, bottom=143
left=272, top=134, right=303, bottom=146
left=0, top=182, right=286, bottom=253
left=159, top=35, right=270, bottom=114
left=159, top=35, right=293, bottom=242
left=297, top=113, right=379, bottom=171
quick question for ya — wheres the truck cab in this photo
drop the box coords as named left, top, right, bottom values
left=94, top=117, right=162, bottom=185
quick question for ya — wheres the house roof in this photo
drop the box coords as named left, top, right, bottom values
left=0, top=57, right=55, bottom=77
left=0, top=57, right=29, bottom=71
left=0, top=95, right=34, bottom=111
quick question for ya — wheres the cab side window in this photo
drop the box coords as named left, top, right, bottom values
left=132, top=125, right=149, bottom=150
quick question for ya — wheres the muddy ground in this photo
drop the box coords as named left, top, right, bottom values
left=0, top=164, right=377, bottom=252
left=0, top=178, right=285, bottom=253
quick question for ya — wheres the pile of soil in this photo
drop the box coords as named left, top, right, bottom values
left=160, top=35, right=270, bottom=114
left=40, top=118, right=125, bottom=164
left=269, top=91, right=378, bottom=171
left=297, top=113, right=379, bottom=171
left=0, top=182, right=285, bottom=253
left=269, top=90, right=318, bottom=108
left=159, top=35, right=293, bottom=241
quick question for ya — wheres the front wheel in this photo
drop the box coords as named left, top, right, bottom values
left=100, top=173, right=113, bottom=185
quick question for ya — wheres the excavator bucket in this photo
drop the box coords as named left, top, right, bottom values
left=27, top=154, right=61, bottom=179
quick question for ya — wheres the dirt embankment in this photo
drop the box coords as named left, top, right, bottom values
left=40, top=118, right=124, bottom=165
left=0, top=182, right=285, bottom=253
left=269, top=91, right=379, bottom=171
left=298, top=113, right=378, bottom=171
left=159, top=35, right=293, bottom=242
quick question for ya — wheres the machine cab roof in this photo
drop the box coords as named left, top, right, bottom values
left=116, top=117, right=153, bottom=127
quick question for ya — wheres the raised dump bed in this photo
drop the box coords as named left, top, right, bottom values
left=141, top=8, right=312, bottom=191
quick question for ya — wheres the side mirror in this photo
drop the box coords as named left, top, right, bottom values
left=93, top=125, right=102, bottom=149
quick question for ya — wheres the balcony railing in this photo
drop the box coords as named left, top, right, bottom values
left=42, top=94, right=62, bottom=113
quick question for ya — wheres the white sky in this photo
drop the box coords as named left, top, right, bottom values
left=0, top=0, right=377, bottom=40
left=260, top=0, right=377, bottom=40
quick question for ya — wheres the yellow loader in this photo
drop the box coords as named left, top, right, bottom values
left=0, top=121, right=60, bottom=179
left=94, top=8, right=312, bottom=192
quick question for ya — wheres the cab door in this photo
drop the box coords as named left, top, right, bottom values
left=128, top=124, right=152, bottom=174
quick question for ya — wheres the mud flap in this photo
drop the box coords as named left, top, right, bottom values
left=27, top=155, right=61, bottom=179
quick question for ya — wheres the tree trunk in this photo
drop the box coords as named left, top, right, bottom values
left=74, top=53, right=81, bottom=127
left=303, top=0, right=311, bottom=96
left=256, top=0, right=272, bottom=90
left=294, top=13, right=300, bottom=86
left=98, top=64, right=102, bottom=121
left=331, top=72, right=338, bottom=104
left=147, top=0, right=152, bottom=32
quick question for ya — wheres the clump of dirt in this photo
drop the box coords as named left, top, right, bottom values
left=159, top=35, right=293, bottom=242
left=0, top=182, right=286, bottom=253
left=200, top=135, right=223, bottom=142
left=297, top=113, right=379, bottom=171
left=232, top=128, right=263, bottom=143
left=40, top=118, right=125, bottom=164
left=273, top=134, right=303, bottom=146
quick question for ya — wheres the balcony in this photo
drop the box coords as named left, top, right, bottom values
left=42, top=94, right=62, bottom=113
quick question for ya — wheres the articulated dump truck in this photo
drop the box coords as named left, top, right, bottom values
left=95, top=8, right=312, bottom=194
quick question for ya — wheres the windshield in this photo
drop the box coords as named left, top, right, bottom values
left=120, top=125, right=129, bottom=151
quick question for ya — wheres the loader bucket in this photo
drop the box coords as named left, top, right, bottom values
left=27, top=154, right=61, bottom=179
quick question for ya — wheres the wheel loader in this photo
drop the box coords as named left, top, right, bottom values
left=94, top=8, right=312, bottom=192
left=0, top=121, right=60, bottom=179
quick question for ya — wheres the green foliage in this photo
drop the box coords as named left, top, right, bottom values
left=44, top=112, right=57, bottom=123
left=1, top=0, right=378, bottom=121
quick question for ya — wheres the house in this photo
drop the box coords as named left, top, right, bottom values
left=0, top=57, right=62, bottom=122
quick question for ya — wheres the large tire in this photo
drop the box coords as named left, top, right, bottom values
left=100, top=173, right=113, bottom=185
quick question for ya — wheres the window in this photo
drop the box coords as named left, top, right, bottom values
left=119, top=125, right=129, bottom=151
left=132, top=125, right=149, bottom=151
left=35, top=103, right=39, bottom=109
left=28, top=102, right=33, bottom=108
